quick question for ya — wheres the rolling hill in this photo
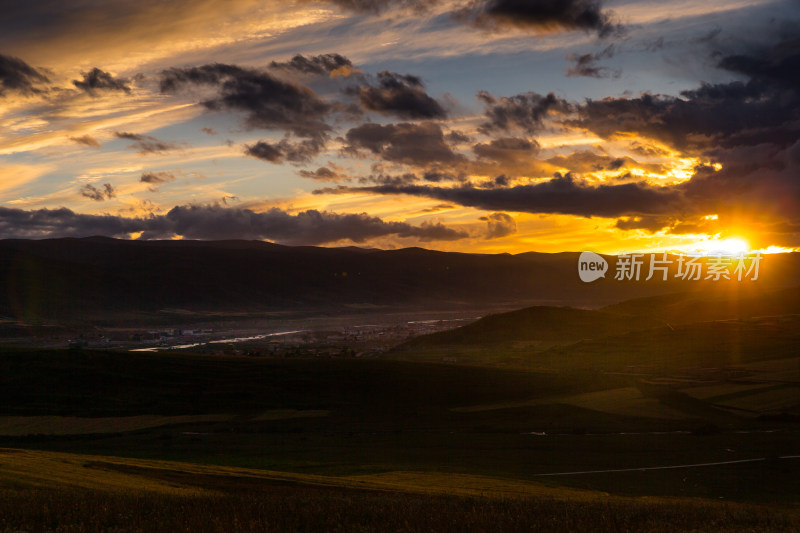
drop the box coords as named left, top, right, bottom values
left=1, top=237, right=798, bottom=325
left=401, top=305, right=664, bottom=347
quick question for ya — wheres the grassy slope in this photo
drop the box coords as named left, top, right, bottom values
left=0, top=347, right=798, bottom=503
left=1, top=448, right=798, bottom=533
left=392, top=287, right=800, bottom=372
left=602, top=286, right=800, bottom=324
left=401, top=306, right=663, bottom=347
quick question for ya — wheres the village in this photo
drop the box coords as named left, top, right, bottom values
left=4, top=314, right=479, bottom=357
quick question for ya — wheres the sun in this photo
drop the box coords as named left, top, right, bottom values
left=691, top=237, right=750, bottom=256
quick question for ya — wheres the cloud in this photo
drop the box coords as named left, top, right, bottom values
left=545, top=150, right=667, bottom=175
left=0, top=204, right=468, bottom=244
left=317, top=174, right=683, bottom=218
left=244, top=138, right=324, bottom=164
left=716, top=36, right=800, bottom=88
left=72, top=68, right=130, bottom=95
left=139, top=171, right=176, bottom=191
left=480, top=212, right=516, bottom=238
left=478, top=90, right=572, bottom=135
left=455, top=0, right=622, bottom=38
left=554, top=35, right=800, bottom=238
left=114, top=131, right=183, bottom=154
left=0, top=53, right=48, bottom=96
left=201, top=127, right=217, bottom=135
left=347, top=70, right=446, bottom=119
left=160, top=63, right=332, bottom=141
left=344, top=122, right=464, bottom=166
left=614, top=215, right=673, bottom=233
left=565, top=44, right=619, bottom=78
left=270, top=53, right=355, bottom=76
left=472, top=136, right=538, bottom=159
left=244, top=141, right=283, bottom=163
left=326, top=0, right=621, bottom=37
left=418, top=203, right=455, bottom=213
left=358, top=172, right=418, bottom=186
left=446, top=130, right=472, bottom=145
left=298, top=166, right=347, bottom=181
left=80, top=183, right=116, bottom=201
left=470, top=136, right=543, bottom=177
left=325, top=0, right=434, bottom=14
left=69, top=135, right=101, bottom=148
left=572, top=37, right=800, bottom=154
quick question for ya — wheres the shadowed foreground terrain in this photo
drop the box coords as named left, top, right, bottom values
left=0, top=449, right=797, bottom=533
left=1, top=287, right=799, bottom=530
left=1, top=328, right=798, bottom=531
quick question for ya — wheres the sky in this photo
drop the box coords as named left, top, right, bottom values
left=0, top=0, right=798, bottom=253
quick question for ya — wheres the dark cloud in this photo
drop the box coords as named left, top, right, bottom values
left=140, top=172, right=175, bottom=183
left=80, top=183, right=116, bottom=201
left=418, top=203, right=455, bottom=213
left=140, top=171, right=176, bottom=191
left=480, top=212, right=516, bottom=238
left=422, top=170, right=462, bottom=182
left=356, top=170, right=463, bottom=186
left=358, top=173, right=419, bottom=186
left=680, top=141, right=800, bottom=224
left=201, top=127, right=217, bottom=135
left=470, top=137, right=542, bottom=177
left=0, top=53, right=48, bottom=96
left=326, top=0, right=434, bottom=14
left=565, top=44, right=619, bottom=78
left=545, top=150, right=667, bottom=175
left=326, top=0, right=622, bottom=36
left=446, top=130, right=472, bottom=145
left=473, top=137, right=538, bottom=159
left=244, top=141, right=283, bottom=163
left=456, top=0, right=621, bottom=38
left=114, top=131, right=183, bottom=154
left=298, top=167, right=347, bottom=181
left=628, top=141, right=669, bottom=158
left=72, top=68, right=130, bottom=95
left=244, top=138, right=324, bottom=164
left=69, top=135, right=101, bottom=148
left=0, top=204, right=467, bottom=244
left=344, top=122, right=465, bottom=166
left=573, top=37, right=800, bottom=154
left=316, top=174, right=683, bottom=218
left=154, top=205, right=468, bottom=243
left=347, top=70, right=446, bottom=119
left=490, top=174, right=509, bottom=187
left=270, top=53, right=354, bottom=75
left=716, top=36, right=800, bottom=88
left=478, top=90, right=572, bottom=135
left=614, top=215, right=673, bottom=232
left=556, top=35, right=800, bottom=239
left=160, top=63, right=331, bottom=141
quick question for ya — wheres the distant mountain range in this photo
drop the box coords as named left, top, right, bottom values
left=1, top=237, right=798, bottom=325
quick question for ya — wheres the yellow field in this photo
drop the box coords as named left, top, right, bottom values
left=452, top=387, right=688, bottom=419
left=713, top=387, right=800, bottom=412
left=682, top=383, right=774, bottom=400
left=0, top=409, right=329, bottom=436
left=0, top=448, right=600, bottom=501
left=738, top=357, right=800, bottom=382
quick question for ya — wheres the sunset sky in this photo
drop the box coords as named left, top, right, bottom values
left=1, top=0, right=798, bottom=253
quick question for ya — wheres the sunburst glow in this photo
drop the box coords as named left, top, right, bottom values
left=683, top=237, right=750, bottom=256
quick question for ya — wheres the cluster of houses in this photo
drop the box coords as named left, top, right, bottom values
left=63, top=317, right=473, bottom=355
